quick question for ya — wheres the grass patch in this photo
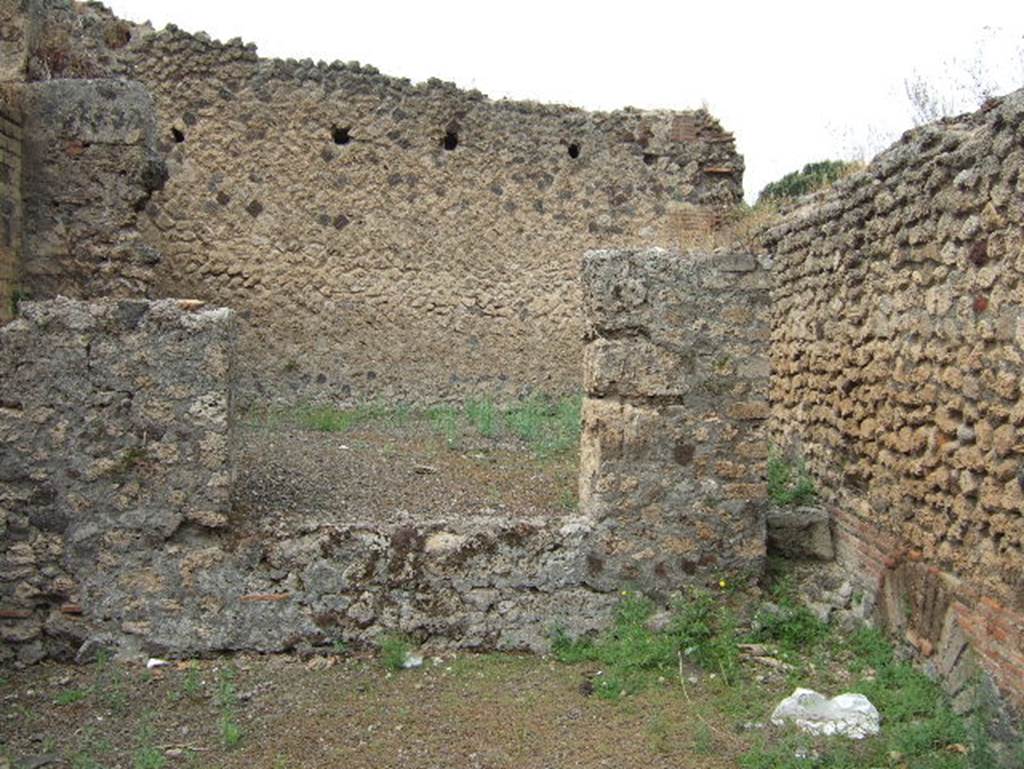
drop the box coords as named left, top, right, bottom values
left=552, top=586, right=997, bottom=768
left=56, top=688, right=89, bottom=706
left=132, top=716, right=165, bottom=769
left=249, top=393, right=582, bottom=460
left=766, top=453, right=816, bottom=506
left=379, top=634, right=415, bottom=671
left=217, top=666, right=243, bottom=750
left=551, top=589, right=741, bottom=698
left=93, top=650, right=128, bottom=712
left=427, top=405, right=461, bottom=448
left=504, top=394, right=581, bottom=458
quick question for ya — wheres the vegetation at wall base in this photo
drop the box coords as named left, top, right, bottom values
left=767, top=453, right=817, bottom=506
left=551, top=581, right=1007, bottom=768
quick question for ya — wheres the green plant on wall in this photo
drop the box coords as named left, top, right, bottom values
left=766, top=453, right=816, bottom=506
left=757, top=160, right=862, bottom=204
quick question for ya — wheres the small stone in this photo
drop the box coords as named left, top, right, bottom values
left=771, top=688, right=880, bottom=739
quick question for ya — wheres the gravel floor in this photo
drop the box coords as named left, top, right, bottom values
left=0, top=652, right=746, bottom=769
left=232, top=420, right=579, bottom=525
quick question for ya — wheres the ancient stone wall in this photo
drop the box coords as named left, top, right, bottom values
left=20, top=78, right=167, bottom=298
left=0, top=297, right=235, bottom=663
left=0, top=298, right=620, bottom=662
left=9, top=0, right=743, bottom=407
left=0, top=87, right=21, bottom=322
left=763, top=88, right=1024, bottom=714
left=579, top=248, right=771, bottom=588
left=1, top=290, right=776, bottom=664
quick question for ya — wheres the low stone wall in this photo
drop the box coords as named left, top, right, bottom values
left=579, top=248, right=771, bottom=589
left=0, top=298, right=623, bottom=662
left=763, top=88, right=1024, bottom=717
left=1, top=275, right=778, bottom=663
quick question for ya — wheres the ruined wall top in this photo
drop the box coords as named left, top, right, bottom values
left=4, top=0, right=745, bottom=406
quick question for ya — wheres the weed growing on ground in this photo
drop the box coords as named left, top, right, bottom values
left=552, top=590, right=739, bottom=697
left=427, top=405, right=461, bottom=448
left=379, top=634, right=414, bottom=671
left=93, top=650, right=127, bottom=712
left=178, top=664, right=203, bottom=700
left=71, top=729, right=113, bottom=769
left=246, top=393, right=582, bottom=462
left=216, top=666, right=243, bottom=749
left=56, top=688, right=89, bottom=706
left=766, top=453, right=816, bottom=506
left=553, top=585, right=992, bottom=768
left=465, top=398, right=499, bottom=438
left=558, top=487, right=578, bottom=512
left=293, top=404, right=364, bottom=432
left=505, top=394, right=582, bottom=458
left=132, top=717, right=165, bottom=769
left=692, top=722, right=713, bottom=755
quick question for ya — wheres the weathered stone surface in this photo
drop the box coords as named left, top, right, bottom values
left=7, top=0, right=744, bottom=407
left=20, top=79, right=166, bottom=299
left=766, top=506, right=834, bottom=561
left=0, top=298, right=626, bottom=660
left=579, top=249, right=770, bottom=589
left=763, top=87, right=1024, bottom=720
left=0, top=87, right=21, bottom=322
left=0, top=297, right=234, bottom=659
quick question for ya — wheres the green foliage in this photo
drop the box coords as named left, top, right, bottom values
left=251, top=393, right=581, bottom=462
left=132, top=718, right=165, bottom=769
left=178, top=665, right=203, bottom=700
left=744, top=624, right=977, bottom=768
left=504, top=393, right=582, bottom=458
left=757, top=160, right=861, bottom=203
left=10, top=288, right=30, bottom=317
left=750, top=602, right=828, bottom=652
left=668, top=589, right=742, bottom=682
left=71, top=750, right=109, bottom=769
left=379, top=634, right=414, bottom=671
left=93, top=650, right=127, bottom=712
left=428, top=405, right=461, bottom=448
left=283, top=402, right=412, bottom=433
left=550, top=580, right=988, bottom=769
left=56, top=688, right=89, bottom=706
left=766, top=454, right=816, bottom=506
left=551, top=589, right=742, bottom=698
left=465, top=398, right=499, bottom=438
left=216, top=666, right=243, bottom=750
left=220, top=712, right=243, bottom=749
left=558, top=487, right=578, bottom=512
left=692, top=722, right=713, bottom=755
left=293, top=404, right=367, bottom=432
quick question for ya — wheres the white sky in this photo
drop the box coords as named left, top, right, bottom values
left=105, top=0, right=1024, bottom=201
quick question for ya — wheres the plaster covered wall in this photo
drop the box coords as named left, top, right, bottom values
left=763, top=88, right=1024, bottom=714
left=10, top=0, right=743, bottom=406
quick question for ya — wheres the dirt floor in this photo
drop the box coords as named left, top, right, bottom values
left=232, top=405, right=580, bottom=523
left=1, top=652, right=758, bottom=769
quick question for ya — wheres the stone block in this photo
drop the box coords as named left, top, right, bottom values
left=766, top=506, right=834, bottom=561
